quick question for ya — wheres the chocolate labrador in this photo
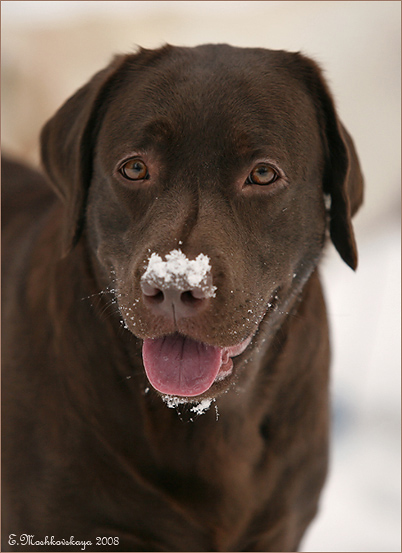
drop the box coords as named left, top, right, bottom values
left=2, top=44, right=363, bottom=552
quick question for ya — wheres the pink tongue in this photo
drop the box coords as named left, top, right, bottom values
left=142, top=334, right=223, bottom=397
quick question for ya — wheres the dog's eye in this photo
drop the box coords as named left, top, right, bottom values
left=247, top=163, right=278, bottom=186
left=119, top=159, right=149, bottom=181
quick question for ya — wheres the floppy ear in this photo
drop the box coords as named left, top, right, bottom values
left=289, top=53, right=364, bottom=270
left=40, top=54, right=129, bottom=257
left=324, top=121, right=364, bottom=269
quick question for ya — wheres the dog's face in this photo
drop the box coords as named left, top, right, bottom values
left=41, top=44, right=363, bottom=400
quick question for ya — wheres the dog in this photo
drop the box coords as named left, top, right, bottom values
left=2, top=44, right=363, bottom=552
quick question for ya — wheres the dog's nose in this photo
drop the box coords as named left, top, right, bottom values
left=141, top=281, right=210, bottom=320
left=140, top=249, right=216, bottom=321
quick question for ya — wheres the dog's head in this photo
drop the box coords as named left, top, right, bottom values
left=41, top=44, right=363, bottom=400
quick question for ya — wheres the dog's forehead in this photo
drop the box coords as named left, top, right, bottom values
left=99, top=46, right=321, bottom=167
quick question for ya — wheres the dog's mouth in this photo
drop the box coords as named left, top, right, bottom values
left=142, top=332, right=252, bottom=397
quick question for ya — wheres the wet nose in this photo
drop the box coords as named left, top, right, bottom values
left=141, top=281, right=211, bottom=320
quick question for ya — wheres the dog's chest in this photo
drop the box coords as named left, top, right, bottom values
left=138, top=406, right=269, bottom=549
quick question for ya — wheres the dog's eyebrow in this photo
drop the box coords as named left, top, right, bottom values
left=138, top=118, right=175, bottom=146
left=229, top=129, right=286, bottom=165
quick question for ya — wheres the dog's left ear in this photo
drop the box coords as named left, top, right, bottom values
left=289, top=52, right=364, bottom=270
left=40, top=54, right=129, bottom=257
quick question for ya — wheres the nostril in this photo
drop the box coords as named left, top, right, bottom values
left=146, top=290, right=164, bottom=305
left=180, top=290, right=205, bottom=307
left=141, top=281, right=165, bottom=304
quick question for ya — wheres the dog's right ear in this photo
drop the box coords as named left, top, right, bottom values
left=40, top=54, right=129, bottom=257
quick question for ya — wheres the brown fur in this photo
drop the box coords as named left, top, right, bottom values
left=2, top=44, right=363, bottom=551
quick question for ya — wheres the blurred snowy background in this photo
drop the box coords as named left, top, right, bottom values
left=1, top=2, right=400, bottom=551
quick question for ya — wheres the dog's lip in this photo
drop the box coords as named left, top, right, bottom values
left=194, top=333, right=253, bottom=388
left=219, top=335, right=252, bottom=364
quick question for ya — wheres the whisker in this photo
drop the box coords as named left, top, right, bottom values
left=80, top=285, right=118, bottom=303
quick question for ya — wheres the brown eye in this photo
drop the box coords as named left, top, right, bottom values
left=247, top=163, right=278, bottom=186
left=120, top=158, right=149, bottom=181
